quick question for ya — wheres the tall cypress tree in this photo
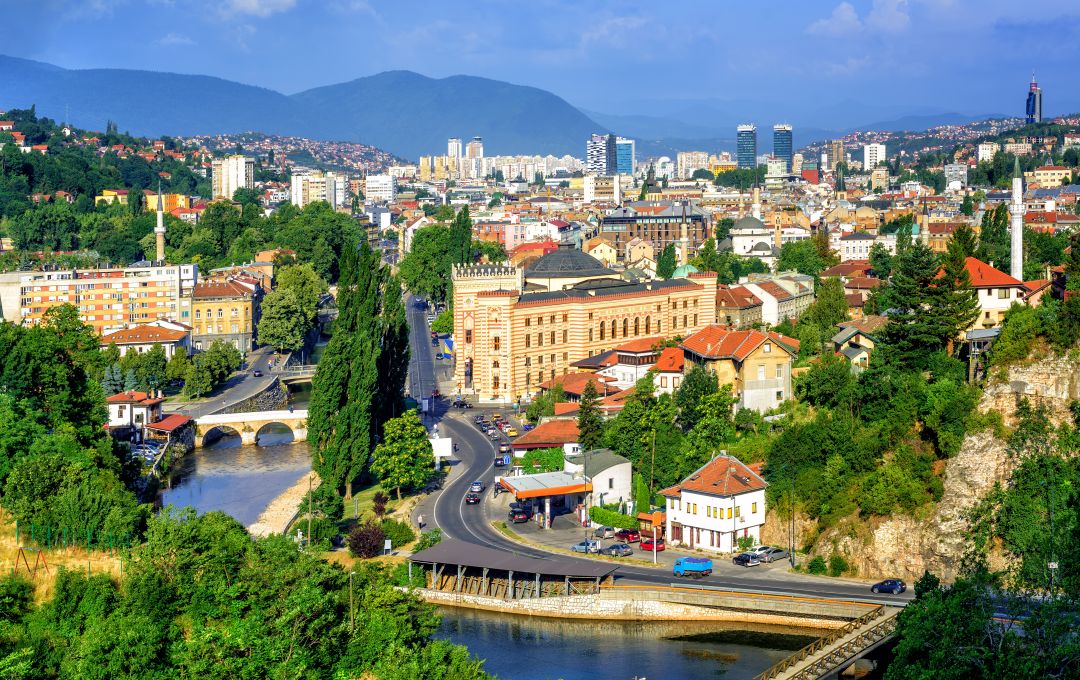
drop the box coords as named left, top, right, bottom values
left=949, top=223, right=978, bottom=261
left=309, top=242, right=385, bottom=498
left=576, top=380, right=604, bottom=452
left=656, top=244, right=677, bottom=279
left=375, top=274, right=410, bottom=430
left=878, top=241, right=953, bottom=369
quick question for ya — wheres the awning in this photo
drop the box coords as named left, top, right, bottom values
left=145, top=414, right=192, bottom=433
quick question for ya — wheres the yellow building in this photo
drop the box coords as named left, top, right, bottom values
left=190, top=276, right=262, bottom=353
left=452, top=246, right=718, bottom=403
left=583, top=237, right=618, bottom=267
left=95, top=189, right=130, bottom=206
left=1028, top=166, right=1072, bottom=187
left=142, top=191, right=190, bottom=213
left=680, top=325, right=799, bottom=413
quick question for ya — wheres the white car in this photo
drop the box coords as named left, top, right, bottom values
left=746, top=545, right=771, bottom=557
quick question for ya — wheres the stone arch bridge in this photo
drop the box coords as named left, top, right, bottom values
left=194, top=410, right=308, bottom=448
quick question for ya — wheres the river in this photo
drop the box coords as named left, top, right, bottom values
left=436, top=607, right=819, bottom=680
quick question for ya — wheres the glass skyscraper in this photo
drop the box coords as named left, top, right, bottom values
left=736, top=124, right=757, bottom=169
left=773, top=124, right=793, bottom=172
left=1026, top=75, right=1042, bottom=124
left=615, top=137, right=635, bottom=175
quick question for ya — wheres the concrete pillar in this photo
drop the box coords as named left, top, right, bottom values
left=565, top=575, right=570, bottom=596
left=545, top=497, right=551, bottom=529
left=507, top=570, right=514, bottom=600
left=482, top=567, right=489, bottom=596
left=455, top=564, right=463, bottom=592
left=535, top=572, right=540, bottom=599
left=435, top=564, right=442, bottom=590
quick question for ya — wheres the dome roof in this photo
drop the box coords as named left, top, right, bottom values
left=526, top=245, right=614, bottom=278
left=732, top=215, right=766, bottom=231
left=672, top=264, right=699, bottom=278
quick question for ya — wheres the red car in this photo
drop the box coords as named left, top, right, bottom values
left=640, top=537, right=666, bottom=552
left=614, top=529, right=641, bottom=543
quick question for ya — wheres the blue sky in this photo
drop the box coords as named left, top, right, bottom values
left=8, top=0, right=1080, bottom=124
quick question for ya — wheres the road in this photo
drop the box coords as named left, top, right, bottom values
left=165, top=345, right=284, bottom=418
left=405, top=294, right=915, bottom=607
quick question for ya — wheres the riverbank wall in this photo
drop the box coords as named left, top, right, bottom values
left=247, top=472, right=319, bottom=538
left=414, top=586, right=872, bottom=629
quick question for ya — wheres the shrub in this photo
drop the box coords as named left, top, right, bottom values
left=415, top=528, right=443, bottom=551
left=588, top=506, right=638, bottom=530
left=392, top=560, right=427, bottom=588
left=0, top=574, right=33, bottom=623
left=372, top=491, right=389, bottom=518
left=380, top=518, right=416, bottom=548
left=347, top=521, right=385, bottom=558
left=808, top=556, right=827, bottom=575
left=828, top=554, right=850, bottom=577
left=306, top=517, right=339, bottom=548
left=737, top=536, right=755, bottom=552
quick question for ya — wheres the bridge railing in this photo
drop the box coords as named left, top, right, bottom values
left=752, top=605, right=886, bottom=680
left=280, top=364, right=317, bottom=376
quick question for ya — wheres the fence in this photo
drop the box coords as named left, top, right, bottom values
left=13, top=520, right=134, bottom=554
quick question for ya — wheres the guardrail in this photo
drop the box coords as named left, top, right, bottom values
left=752, top=605, right=897, bottom=680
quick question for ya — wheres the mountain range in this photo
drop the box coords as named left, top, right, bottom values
left=0, top=54, right=1002, bottom=161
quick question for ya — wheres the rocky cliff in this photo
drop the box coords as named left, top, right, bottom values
left=770, top=353, right=1079, bottom=582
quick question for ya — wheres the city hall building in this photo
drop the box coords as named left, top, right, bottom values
left=451, top=245, right=718, bottom=403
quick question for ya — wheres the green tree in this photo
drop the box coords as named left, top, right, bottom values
left=257, top=288, right=308, bottom=352
left=165, top=351, right=192, bottom=383
left=869, top=242, right=894, bottom=278
left=370, top=410, right=435, bottom=499
left=576, top=380, right=604, bottom=451
left=276, top=262, right=327, bottom=327
left=399, top=225, right=452, bottom=303
left=778, top=239, right=828, bottom=278
left=959, top=193, right=974, bottom=216
left=976, top=203, right=1010, bottom=270
left=431, top=310, right=454, bottom=335
left=656, top=243, right=677, bottom=279
left=692, top=237, right=721, bottom=273
left=948, top=223, right=978, bottom=261
left=685, top=389, right=737, bottom=469
left=803, top=278, right=849, bottom=330
left=673, top=364, right=719, bottom=432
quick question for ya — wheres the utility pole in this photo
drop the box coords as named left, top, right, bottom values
left=306, top=473, right=313, bottom=549
left=349, top=570, right=356, bottom=634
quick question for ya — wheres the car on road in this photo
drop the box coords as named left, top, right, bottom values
left=522, top=423, right=534, bottom=431
left=732, top=553, right=761, bottom=567
left=871, top=579, right=907, bottom=594
left=431, top=338, right=438, bottom=346
left=493, top=456, right=507, bottom=467
left=508, top=509, right=531, bottom=523
left=571, top=540, right=600, bottom=554
left=604, top=543, right=633, bottom=557
left=453, top=399, right=472, bottom=408
left=435, top=353, right=445, bottom=360
left=758, top=547, right=790, bottom=563
left=640, top=537, right=665, bottom=552
left=593, top=526, right=616, bottom=539
left=469, top=481, right=485, bottom=493
left=505, top=427, right=519, bottom=437
left=464, top=492, right=481, bottom=505
left=487, top=431, right=501, bottom=440
left=614, top=529, right=640, bottom=543
left=673, top=557, right=713, bottom=578
left=746, top=545, right=770, bottom=557
left=252, top=369, right=263, bottom=377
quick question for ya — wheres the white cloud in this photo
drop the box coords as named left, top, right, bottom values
left=866, top=0, right=910, bottom=32
left=807, top=2, right=863, bottom=36
left=157, top=32, right=195, bottom=46
left=825, top=55, right=870, bottom=76
left=222, top=0, right=296, bottom=18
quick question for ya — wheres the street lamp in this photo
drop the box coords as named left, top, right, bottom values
left=349, top=570, right=356, bottom=634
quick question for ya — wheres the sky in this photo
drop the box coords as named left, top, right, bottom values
left=7, top=0, right=1080, bottom=125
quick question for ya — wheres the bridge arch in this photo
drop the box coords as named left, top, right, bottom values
left=200, top=424, right=242, bottom=447
left=254, top=421, right=296, bottom=446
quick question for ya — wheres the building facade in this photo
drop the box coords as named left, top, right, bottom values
left=211, top=155, right=254, bottom=200
left=1026, top=75, right=1043, bottom=124
left=586, top=133, right=617, bottom=175
left=773, top=124, right=793, bottom=171
left=863, top=143, right=886, bottom=169
left=662, top=455, right=768, bottom=554
left=451, top=248, right=718, bottom=403
left=190, top=276, right=262, bottom=353
left=599, top=202, right=709, bottom=254
left=615, top=137, right=636, bottom=175
left=680, top=325, right=798, bottom=412
left=736, top=124, right=757, bottom=169
left=364, top=174, right=397, bottom=203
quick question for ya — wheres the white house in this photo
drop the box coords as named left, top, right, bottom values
left=838, top=231, right=876, bottom=262
left=106, top=390, right=164, bottom=442
left=662, top=454, right=768, bottom=553
left=962, top=257, right=1029, bottom=329
left=596, top=336, right=664, bottom=390
left=564, top=449, right=633, bottom=511
left=100, top=322, right=190, bottom=359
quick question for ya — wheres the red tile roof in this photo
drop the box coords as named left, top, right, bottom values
left=101, top=325, right=187, bottom=345
left=106, top=390, right=163, bottom=406
left=716, top=285, right=762, bottom=309
left=613, top=336, right=666, bottom=353
left=193, top=279, right=256, bottom=299
left=553, top=402, right=580, bottom=416
left=961, top=257, right=1024, bottom=288
left=821, top=261, right=870, bottom=278
left=145, top=414, right=191, bottom=432
left=844, top=276, right=882, bottom=290
left=660, top=454, right=767, bottom=498
left=1023, top=279, right=1050, bottom=293
left=680, top=326, right=797, bottom=361
left=754, top=281, right=793, bottom=301
left=511, top=419, right=579, bottom=449
left=538, top=372, right=617, bottom=397
left=654, top=347, right=684, bottom=373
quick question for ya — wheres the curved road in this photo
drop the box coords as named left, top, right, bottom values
left=407, top=295, right=914, bottom=607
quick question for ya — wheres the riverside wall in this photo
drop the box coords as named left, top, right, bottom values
left=414, top=587, right=869, bottom=628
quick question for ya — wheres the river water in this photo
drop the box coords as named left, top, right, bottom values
left=436, top=607, right=819, bottom=680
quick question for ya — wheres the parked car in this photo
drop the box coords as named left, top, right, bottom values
left=509, top=501, right=530, bottom=514
left=487, top=431, right=501, bottom=440
left=453, top=399, right=472, bottom=408
left=614, top=528, right=641, bottom=543
left=732, top=553, right=761, bottom=567
left=469, top=480, right=485, bottom=493
left=508, top=510, right=531, bottom=523
left=435, top=353, right=445, bottom=360
left=758, top=547, right=789, bottom=563
left=499, top=444, right=511, bottom=456
left=871, top=579, right=907, bottom=594
left=431, top=338, right=438, bottom=346
left=593, top=526, right=616, bottom=539
left=431, top=388, right=440, bottom=398
left=464, top=492, right=481, bottom=505
left=604, top=543, right=633, bottom=557
left=474, top=415, right=486, bottom=423
left=493, top=456, right=507, bottom=467
left=571, top=540, right=600, bottom=554
left=746, top=545, right=770, bottom=557
left=522, top=423, right=535, bottom=431
left=640, top=537, right=666, bottom=552
left=252, top=369, right=263, bottom=377
left=673, top=557, right=713, bottom=578
left=505, top=428, right=519, bottom=437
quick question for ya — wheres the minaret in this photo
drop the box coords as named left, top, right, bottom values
left=751, top=185, right=762, bottom=220
left=155, top=182, right=166, bottom=262
left=1009, top=158, right=1024, bottom=280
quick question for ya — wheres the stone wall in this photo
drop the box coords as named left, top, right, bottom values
left=980, top=353, right=1080, bottom=426
left=413, top=587, right=864, bottom=628
left=221, top=379, right=289, bottom=414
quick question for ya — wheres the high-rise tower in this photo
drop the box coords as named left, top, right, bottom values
left=1025, top=74, right=1043, bottom=125
left=154, top=182, right=166, bottom=262
left=1010, top=158, right=1024, bottom=280
left=448, top=137, right=463, bottom=159
left=736, top=124, right=757, bottom=169
left=772, top=124, right=793, bottom=171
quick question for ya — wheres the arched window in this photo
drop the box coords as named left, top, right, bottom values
left=610, top=319, right=617, bottom=338
left=492, top=360, right=500, bottom=369
left=634, top=317, right=640, bottom=336
left=645, top=315, right=651, bottom=333
left=599, top=323, right=605, bottom=340
left=622, top=318, right=628, bottom=337
left=493, top=336, right=500, bottom=351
